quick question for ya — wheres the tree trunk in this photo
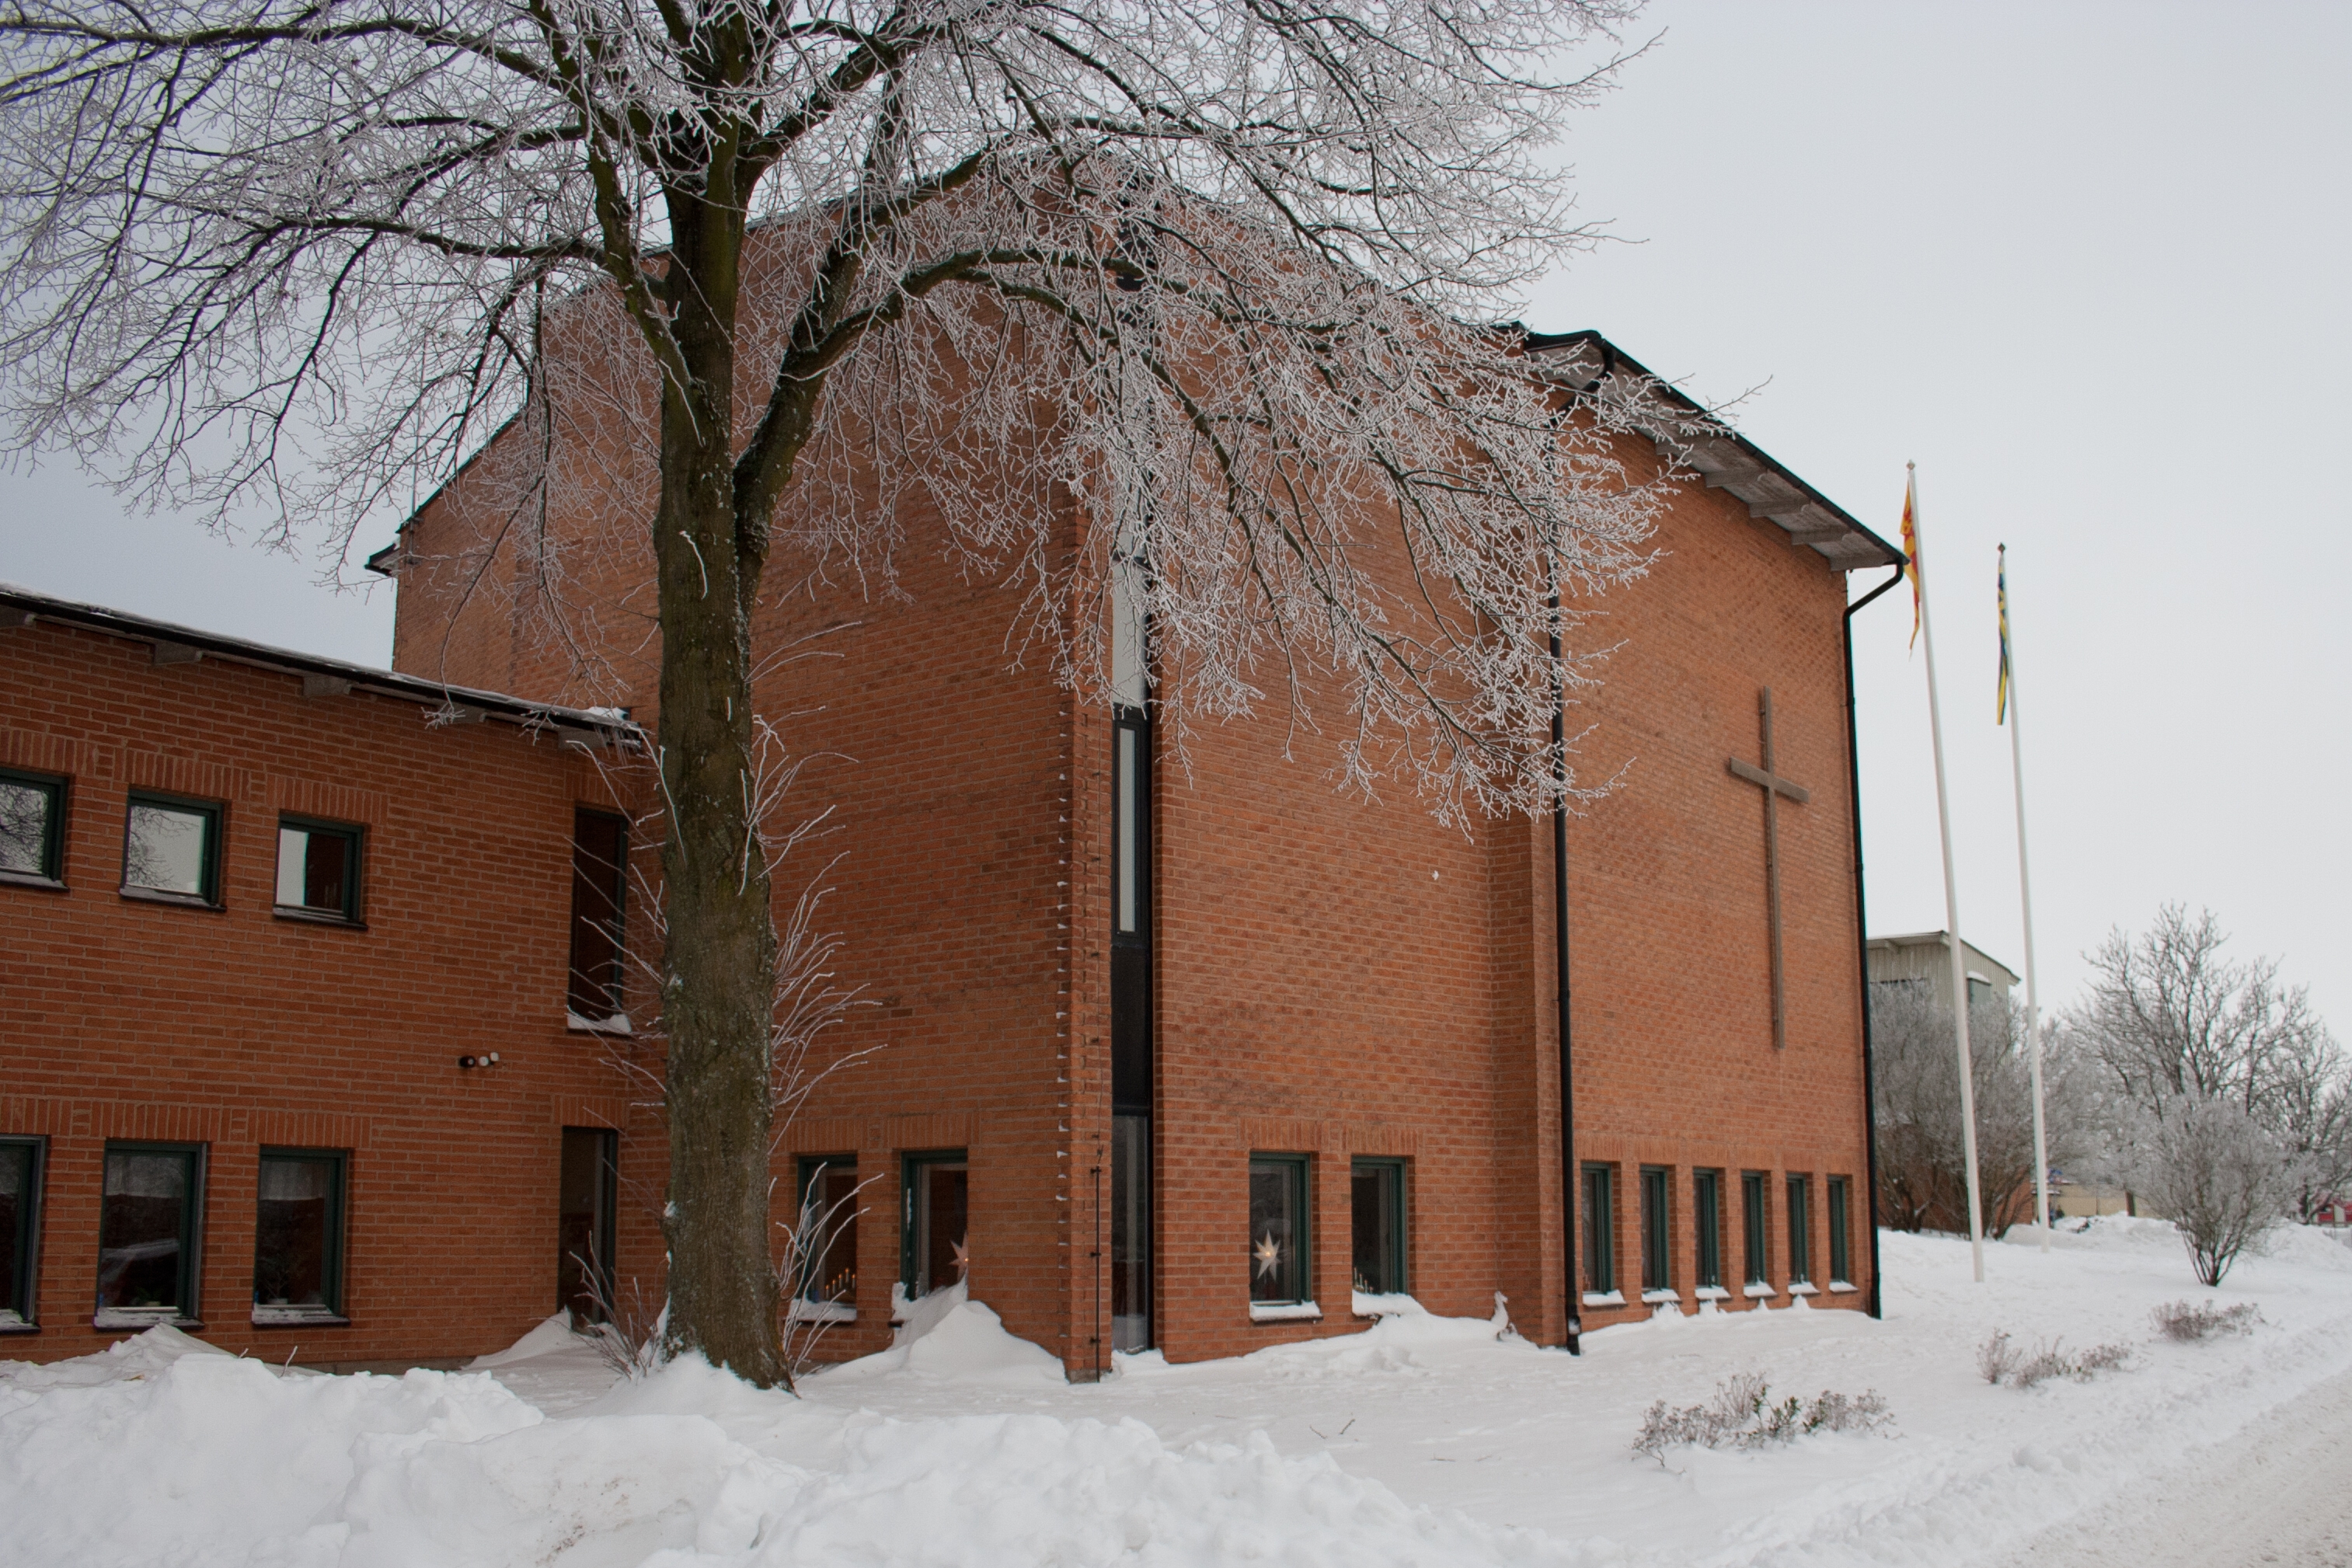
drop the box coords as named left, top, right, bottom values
left=654, top=200, right=787, bottom=1388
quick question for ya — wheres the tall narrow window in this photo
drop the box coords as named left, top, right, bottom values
left=902, top=1151, right=969, bottom=1301
left=274, top=818, right=361, bottom=922
left=567, top=809, right=628, bottom=1019
left=1351, top=1158, right=1406, bottom=1297
left=1693, top=1169, right=1723, bottom=1291
left=124, top=793, right=221, bottom=904
left=557, top=1127, right=616, bottom=1322
left=0, top=768, right=65, bottom=884
left=1581, top=1163, right=1615, bottom=1296
left=1639, top=1166, right=1672, bottom=1294
left=795, top=1156, right=859, bottom=1310
left=1828, top=1176, right=1852, bottom=1286
left=1110, top=709, right=1153, bottom=1350
left=98, top=1143, right=203, bottom=1323
left=1786, top=1174, right=1813, bottom=1285
left=1742, top=1170, right=1770, bottom=1288
left=0, top=1137, right=43, bottom=1328
left=1249, top=1154, right=1311, bottom=1307
left=253, top=1149, right=346, bottom=1322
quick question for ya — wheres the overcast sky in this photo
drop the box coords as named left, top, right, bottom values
left=4, top=2, right=2344, bottom=1026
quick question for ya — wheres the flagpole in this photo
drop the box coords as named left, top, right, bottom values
left=2003, top=544, right=2051, bottom=1253
left=1911, top=464, right=1986, bottom=1284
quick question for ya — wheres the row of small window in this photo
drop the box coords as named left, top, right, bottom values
left=787, top=1152, right=1409, bottom=1317
left=1582, top=1164, right=1855, bottom=1300
left=0, top=768, right=363, bottom=920
left=0, top=771, right=634, bottom=1017
left=0, top=1138, right=347, bottom=1329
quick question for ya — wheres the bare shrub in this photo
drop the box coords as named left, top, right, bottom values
left=1632, top=1374, right=1890, bottom=1463
left=1977, top=1329, right=2128, bottom=1389
left=2152, top=1300, right=2263, bottom=1342
left=570, top=1255, right=671, bottom=1382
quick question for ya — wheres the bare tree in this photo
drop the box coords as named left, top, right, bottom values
left=2127, top=1096, right=2303, bottom=1288
left=1872, top=984, right=2092, bottom=1238
left=2068, top=905, right=2348, bottom=1225
left=0, top=0, right=1673, bottom=1385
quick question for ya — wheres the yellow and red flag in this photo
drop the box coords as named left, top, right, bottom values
left=1997, top=545, right=2012, bottom=723
left=1900, top=466, right=1922, bottom=649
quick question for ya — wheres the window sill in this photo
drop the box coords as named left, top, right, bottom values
left=0, top=871, right=67, bottom=893
left=1828, top=1281, right=1859, bottom=1294
left=93, top=1310, right=204, bottom=1330
left=118, top=887, right=223, bottom=911
left=1787, top=1282, right=1820, bottom=1297
left=1692, top=1287, right=1732, bottom=1301
left=271, top=905, right=366, bottom=931
left=1742, top=1283, right=1777, bottom=1299
left=789, top=1300, right=855, bottom=1324
left=566, top=1011, right=633, bottom=1036
left=0, top=1316, right=38, bottom=1333
left=1580, top=1290, right=1625, bottom=1308
left=251, top=1308, right=350, bottom=1327
left=1248, top=1301, right=1322, bottom=1323
left=1639, top=1288, right=1680, bottom=1305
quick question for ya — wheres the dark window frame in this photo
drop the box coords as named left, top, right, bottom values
left=1110, top=708, right=1152, bottom=949
left=120, top=790, right=225, bottom=907
left=252, top=1146, right=349, bottom=1322
left=272, top=814, right=364, bottom=925
left=1639, top=1165, right=1672, bottom=1294
left=96, top=1140, right=207, bottom=1326
left=1786, top=1173, right=1813, bottom=1285
left=1693, top=1168, right=1724, bottom=1291
left=0, top=1134, right=46, bottom=1330
left=566, top=807, right=629, bottom=1019
left=0, top=766, right=68, bottom=888
left=1349, top=1155, right=1408, bottom=1298
left=1247, top=1152, right=1313, bottom=1308
left=1581, top=1162, right=1616, bottom=1296
left=1828, top=1175, right=1852, bottom=1285
left=900, top=1148, right=970, bottom=1302
left=794, top=1154, right=860, bottom=1308
left=1742, top=1169, right=1771, bottom=1287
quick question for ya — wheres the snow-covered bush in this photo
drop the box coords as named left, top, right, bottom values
left=2152, top=1299, right=2263, bottom=1342
left=2130, top=1097, right=2305, bottom=1287
left=1976, top=1329, right=2128, bottom=1388
left=1632, top=1374, right=1890, bottom=1462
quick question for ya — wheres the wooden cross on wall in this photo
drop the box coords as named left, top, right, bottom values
left=1727, top=688, right=1810, bottom=1051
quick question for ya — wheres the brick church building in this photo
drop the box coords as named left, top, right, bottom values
left=2, top=330, right=1901, bottom=1374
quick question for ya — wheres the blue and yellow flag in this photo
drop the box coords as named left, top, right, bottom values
left=1996, top=545, right=2012, bottom=723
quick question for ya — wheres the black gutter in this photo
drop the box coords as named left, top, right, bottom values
left=0, top=582, right=636, bottom=744
left=1844, top=566, right=1905, bottom=1319
left=1550, top=589, right=1580, bottom=1355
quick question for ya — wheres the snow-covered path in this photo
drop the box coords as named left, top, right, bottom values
left=1993, top=1362, right=2352, bottom=1568
left=7, top=1218, right=2352, bottom=1566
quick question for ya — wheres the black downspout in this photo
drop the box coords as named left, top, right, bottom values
left=1845, top=566, right=1904, bottom=1319
left=1551, top=591, right=1580, bottom=1354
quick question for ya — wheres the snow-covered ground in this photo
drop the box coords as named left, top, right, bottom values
left=7, top=1218, right=2352, bottom=1567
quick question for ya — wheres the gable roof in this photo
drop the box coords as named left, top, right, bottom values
left=1524, top=329, right=1904, bottom=573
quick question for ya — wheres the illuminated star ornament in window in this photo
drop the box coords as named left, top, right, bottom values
left=1253, top=1232, right=1283, bottom=1281
left=951, top=1238, right=970, bottom=1278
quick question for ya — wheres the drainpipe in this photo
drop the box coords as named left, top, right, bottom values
left=1551, top=587, right=1580, bottom=1355
left=1845, top=566, right=1904, bottom=1319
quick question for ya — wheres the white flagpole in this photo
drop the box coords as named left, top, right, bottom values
left=1911, top=463, right=1986, bottom=1283
left=2003, top=543, right=2051, bottom=1253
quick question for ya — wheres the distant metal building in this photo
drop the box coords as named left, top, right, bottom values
left=1865, top=930, right=2019, bottom=1013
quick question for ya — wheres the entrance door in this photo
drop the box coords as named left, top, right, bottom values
left=558, top=1127, right=616, bottom=1321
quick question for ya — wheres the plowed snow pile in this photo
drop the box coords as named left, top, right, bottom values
left=8, top=1221, right=2352, bottom=1566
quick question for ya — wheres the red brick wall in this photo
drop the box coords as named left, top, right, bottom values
left=1, top=620, right=657, bottom=1367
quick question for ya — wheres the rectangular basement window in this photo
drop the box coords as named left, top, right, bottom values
left=1742, top=1170, right=1771, bottom=1288
left=795, top=1155, right=860, bottom=1315
left=96, top=1142, right=204, bottom=1327
left=253, top=1148, right=347, bottom=1324
left=1581, top=1163, right=1616, bottom=1297
left=1786, top=1173, right=1813, bottom=1287
left=1249, top=1153, right=1312, bottom=1309
left=1639, top=1166, right=1672, bottom=1295
left=1828, top=1175, right=1853, bottom=1288
left=1692, top=1169, right=1724, bottom=1291
left=1350, top=1157, right=1406, bottom=1298
left=0, top=1137, right=45, bottom=1329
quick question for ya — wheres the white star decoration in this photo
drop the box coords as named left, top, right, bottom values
left=1253, top=1232, right=1284, bottom=1281
left=952, top=1238, right=970, bottom=1277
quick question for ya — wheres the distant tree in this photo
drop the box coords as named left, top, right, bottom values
left=1871, top=983, right=2091, bottom=1239
left=0, top=0, right=1667, bottom=1386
